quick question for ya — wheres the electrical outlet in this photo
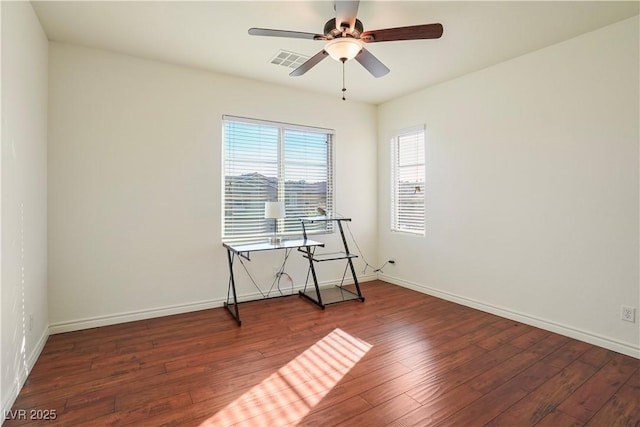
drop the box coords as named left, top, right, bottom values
left=621, top=305, right=636, bottom=323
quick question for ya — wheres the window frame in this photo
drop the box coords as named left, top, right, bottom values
left=222, top=115, right=335, bottom=242
left=390, top=125, right=426, bottom=236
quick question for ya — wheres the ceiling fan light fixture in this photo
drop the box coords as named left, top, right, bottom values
left=324, top=38, right=363, bottom=62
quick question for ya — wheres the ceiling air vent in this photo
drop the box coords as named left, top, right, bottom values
left=270, top=50, right=310, bottom=69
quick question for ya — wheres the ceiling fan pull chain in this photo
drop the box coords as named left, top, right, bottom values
left=341, top=59, right=347, bottom=101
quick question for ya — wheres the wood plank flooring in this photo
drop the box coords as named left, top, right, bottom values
left=4, top=280, right=639, bottom=426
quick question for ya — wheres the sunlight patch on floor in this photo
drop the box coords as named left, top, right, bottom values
left=199, top=328, right=372, bottom=426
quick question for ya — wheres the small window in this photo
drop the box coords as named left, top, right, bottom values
left=222, top=116, right=334, bottom=242
left=391, top=126, right=425, bottom=235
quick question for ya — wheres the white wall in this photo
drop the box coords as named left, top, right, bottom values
left=377, top=16, right=639, bottom=357
left=47, top=42, right=378, bottom=331
left=1, top=1, right=49, bottom=416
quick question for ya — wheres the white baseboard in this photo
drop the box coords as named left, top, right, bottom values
left=378, top=273, right=640, bottom=359
left=2, top=327, right=49, bottom=423
left=49, top=274, right=377, bottom=334
left=48, top=298, right=225, bottom=334
left=233, top=273, right=376, bottom=303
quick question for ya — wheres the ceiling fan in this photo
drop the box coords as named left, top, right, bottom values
left=248, top=0, right=443, bottom=100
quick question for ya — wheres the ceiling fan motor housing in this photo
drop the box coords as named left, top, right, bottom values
left=324, top=18, right=364, bottom=38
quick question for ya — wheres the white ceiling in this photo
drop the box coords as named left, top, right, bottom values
left=31, top=1, right=639, bottom=105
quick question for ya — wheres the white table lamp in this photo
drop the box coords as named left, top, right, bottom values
left=264, top=201, right=285, bottom=244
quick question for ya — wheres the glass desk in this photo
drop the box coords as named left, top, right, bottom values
left=222, top=239, right=324, bottom=325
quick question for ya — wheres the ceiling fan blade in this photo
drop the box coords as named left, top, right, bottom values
left=361, top=23, right=443, bottom=43
left=355, top=48, right=390, bottom=78
left=290, top=50, right=329, bottom=76
left=248, top=28, right=327, bottom=40
left=335, top=0, right=360, bottom=32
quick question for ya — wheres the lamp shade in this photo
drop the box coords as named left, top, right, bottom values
left=324, top=38, right=363, bottom=62
left=264, top=201, right=285, bottom=219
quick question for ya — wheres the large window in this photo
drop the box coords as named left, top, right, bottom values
left=391, top=126, right=425, bottom=235
left=223, top=115, right=334, bottom=241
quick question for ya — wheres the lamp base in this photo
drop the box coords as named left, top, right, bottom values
left=268, top=236, right=282, bottom=245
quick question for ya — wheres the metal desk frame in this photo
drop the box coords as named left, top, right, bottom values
left=223, top=239, right=324, bottom=325
left=298, top=217, right=365, bottom=308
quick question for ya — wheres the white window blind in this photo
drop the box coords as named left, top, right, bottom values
left=223, top=116, right=334, bottom=241
left=391, top=126, right=425, bottom=235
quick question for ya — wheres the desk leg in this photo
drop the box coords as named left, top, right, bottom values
left=299, top=245, right=324, bottom=309
left=224, top=249, right=242, bottom=326
left=338, top=221, right=365, bottom=301
left=346, top=256, right=364, bottom=301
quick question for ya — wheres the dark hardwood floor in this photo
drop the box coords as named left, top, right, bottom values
left=5, top=280, right=639, bottom=426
